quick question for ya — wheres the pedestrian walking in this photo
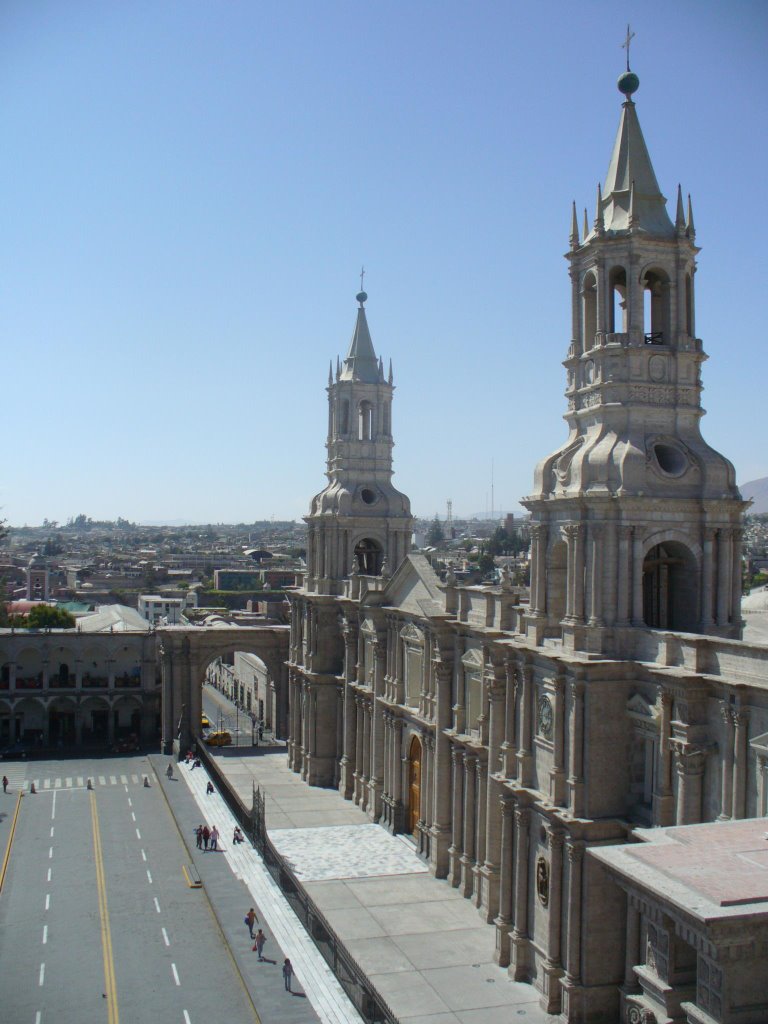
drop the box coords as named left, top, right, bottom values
left=245, top=907, right=257, bottom=940
left=202, top=825, right=210, bottom=851
left=252, top=929, right=266, bottom=960
left=282, top=958, right=293, bottom=992
left=206, top=781, right=214, bottom=795
left=210, top=825, right=219, bottom=851
left=195, top=825, right=203, bottom=849
left=2, top=775, right=8, bottom=793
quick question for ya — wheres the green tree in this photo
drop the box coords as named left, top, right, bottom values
left=23, top=605, right=76, bottom=629
left=426, top=516, right=445, bottom=546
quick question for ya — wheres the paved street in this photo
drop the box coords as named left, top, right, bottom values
left=0, top=756, right=257, bottom=1024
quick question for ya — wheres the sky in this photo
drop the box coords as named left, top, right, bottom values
left=1, top=1, right=766, bottom=526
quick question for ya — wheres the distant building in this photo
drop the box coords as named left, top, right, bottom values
left=26, top=554, right=49, bottom=601
left=138, top=594, right=186, bottom=625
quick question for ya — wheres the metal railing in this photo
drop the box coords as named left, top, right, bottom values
left=194, top=739, right=399, bottom=1024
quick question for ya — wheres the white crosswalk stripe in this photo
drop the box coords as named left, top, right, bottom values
left=1, top=773, right=150, bottom=792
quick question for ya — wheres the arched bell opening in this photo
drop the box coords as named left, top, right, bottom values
left=354, top=537, right=383, bottom=576
left=582, top=271, right=597, bottom=351
left=609, top=266, right=627, bottom=333
left=407, top=734, right=422, bottom=835
left=642, top=267, right=671, bottom=345
left=642, top=541, right=699, bottom=633
left=358, top=400, right=373, bottom=441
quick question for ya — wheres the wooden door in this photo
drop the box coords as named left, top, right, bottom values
left=408, top=736, right=422, bottom=834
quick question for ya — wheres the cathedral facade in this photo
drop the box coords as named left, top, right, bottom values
left=286, top=71, right=768, bottom=1024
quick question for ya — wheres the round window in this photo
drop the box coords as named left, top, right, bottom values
left=360, top=488, right=377, bottom=505
left=654, top=443, right=687, bottom=477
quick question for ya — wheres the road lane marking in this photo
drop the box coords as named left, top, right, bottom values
left=54, top=779, right=61, bottom=788
left=77, top=776, right=84, bottom=786
left=161, top=927, right=170, bottom=946
left=146, top=870, right=153, bottom=884
left=141, top=849, right=147, bottom=861
left=39, top=963, right=44, bottom=986
left=136, top=828, right=141, bottom=840
left=171, top=963, right=180, bottom=986
left=131, top=774, right=138, bottom=783
left=44, top=779, right=50, bottom=789
left=0, top=792, right=23, bottom=894
left=99, top=776, right=106, bottom=785
left=127, top=798, right=132, bottom=807
left=42, top=925, right=48, bottom=944
left=183, top=1011, right=191, bottom=1024
left=154, top=897, right=161, bottom=913
left=131, top=812, right=136, bottom=822
left=35, top=1012, right=41, bottom=1024
left=47, top=868, right=51, bottom=882
left=66, top=778, right=72, bottom=787
left=45, top=894, right=50, bottom=911
left=121, top=775, right=128, bottom=784
left=90, top=791, right=119, bottom=1024
left=51, top=790, right=56, bottom=820
left=109, top=776, right=117, bottom=785
left=48, top=847, right=53, bottom=860
left=50, top=827, right=54, bottom=838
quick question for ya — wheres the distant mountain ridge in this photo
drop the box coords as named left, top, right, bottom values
left=742, top=477, right=768, bottom=514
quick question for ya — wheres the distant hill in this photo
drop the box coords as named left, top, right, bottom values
left=742, top=477, right=768, bottom=514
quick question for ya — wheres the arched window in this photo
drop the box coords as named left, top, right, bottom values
left=609, top=267, right=627, bottom=333
left=582, top=271, right=597, bottom=351
left=340, top=399, right=350, bottom=435
left=354, top=537, right=382, bottom=575
left=382, top=401, right=391, bottom=436
left=642, top=541, right=699, bottom=632
left=642, top=268, right=670, bottom=345
left=358, top=401, right=373, bottom=441
left=58, top=663, right=70, bottom=686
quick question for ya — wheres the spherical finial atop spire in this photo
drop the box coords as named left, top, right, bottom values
left=617, top=70, right=639, bottom=98
left=356, top=291, right=367, bottom=306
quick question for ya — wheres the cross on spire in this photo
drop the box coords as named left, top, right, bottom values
left=360, top=266, right=365, bottom=292
left=622, top=24, right=636, bottom=72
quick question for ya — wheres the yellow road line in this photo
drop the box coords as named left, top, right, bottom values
left=90, top=790, right=119, bottom=1024
left=0, top=791, right=23, bottom=894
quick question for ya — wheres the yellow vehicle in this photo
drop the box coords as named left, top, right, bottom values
left=201, top=714, right=211, bottom=730
left=205, top=730, right=231, bottom=747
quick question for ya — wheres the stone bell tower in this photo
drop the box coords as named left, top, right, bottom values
left=304, top=289, right=412, bottom=596
left=523, top=68, right=747, bottom=653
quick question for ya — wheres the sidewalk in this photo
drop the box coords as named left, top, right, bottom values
left=206, top=746, right=559, bottom=1024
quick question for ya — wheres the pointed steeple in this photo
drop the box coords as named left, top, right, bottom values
left=594, top=183, right=605, bottom=234
left=336, top=355, right=341, bottom=381
left=388, top=358, right=393, bottom=385
left=339, top=290, right=380, bottom=383
left=600, top=72, right=674, bottom=237
left=570, top=201, right=579, bottom=248
left=378, top=355, right=384, bottom=382
left=675, top=184, right=686, bottom=232
left=583, top=207, right=589, bottom=240
left=686, top=193, right=696, bottom=238
left=328, top=361, right=333, bottom=386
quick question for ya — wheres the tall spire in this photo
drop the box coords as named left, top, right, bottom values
left=339, top=288, right=380, bottom=383
left=675, top=183, right=686, bottom=232
left=570, top=201, right=579, bottom=248
left=600, top=70, right=674, bottom=237
left=686, top=193, right=696, bottom=238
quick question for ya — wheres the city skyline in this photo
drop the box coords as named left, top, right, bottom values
left=1, top=2, right=766, bottom=527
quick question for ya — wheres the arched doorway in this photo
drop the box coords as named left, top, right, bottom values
left=643, top=541, right=699, bottom=632
left=354, top=537, right=383, bottom=575
left=408, top=735, right=422, bottom=835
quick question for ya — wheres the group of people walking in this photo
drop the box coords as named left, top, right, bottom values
left=194, top=823, right=220, bottom=851
left=244, top=907, right=294, bottom=992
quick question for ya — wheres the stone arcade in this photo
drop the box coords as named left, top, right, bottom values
left=286, top=70, right=768, bottom=1024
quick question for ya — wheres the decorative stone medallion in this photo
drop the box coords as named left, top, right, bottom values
left=537, top=694, right=553, bottom=740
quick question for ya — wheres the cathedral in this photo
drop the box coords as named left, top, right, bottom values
left=286, top=68, right=768, bottom=1024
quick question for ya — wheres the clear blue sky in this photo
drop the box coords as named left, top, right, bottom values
left=1, top=1, right=766, bottom=526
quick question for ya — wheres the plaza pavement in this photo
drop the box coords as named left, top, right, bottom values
left=183, top=744, right=559, bottom=1024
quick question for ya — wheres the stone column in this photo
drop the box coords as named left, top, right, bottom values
left=340, top=626, right=358, bottom=799
left=587, top=524, right=604, bottom=626
left=701, top=528, right=716, bottom=627
left=716, top=528, right=732, bottom=627
left=550, top=675, right=566, bottom=806
left=572, top=525, right=586, bottom=623
left=564, top=525, right=576, bottom=621
left=542, top=829, right=565, bottom=1013
left=448, top=745, right=465, bottom=886
left=353, top=698, right=364, bottom=803
left=653, top=690, right=674, bottom=826
left=564, top=840, right=584, bottom=989
left=675, top=744, right=705, bottom=825
left=731, top=528, right=744, bottom=631
left=510, top=807, right=531, bottom=982
left=622, top=900, right=641, bottom=995
left=616, top=526, right=632, bottom=626
left=368, top=641, right=386, bottom=818
left=432, top=661, right=453, bottom=876
left=732, top=706, right=749, bottom=820
left=461, top=753, right=477, bottom=899
left=531, top=525, right=547, bottom=615
left=516, top=664, right=533, bottom=787
left=757, top=755, right=768, bottom=816
left=631, top=529, right=645, bottom=625
left=500, top=657, right=518, bottom=780
left=595, top=256, right=607, bottom=334
left=473, top=758, right=489, bottom=911
left=567, top=677, right=585, bottom=818
left=494, top=793, right=514, bottom=967
left=717, top=702, right=734, bottom=821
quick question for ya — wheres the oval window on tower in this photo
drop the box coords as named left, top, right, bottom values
left=360, top=488, right=377, bottom=505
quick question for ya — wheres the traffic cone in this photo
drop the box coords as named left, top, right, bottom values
left=87, top=779, right=93, bottom=790
left=143, top=776, right=150, bottom=787
left=30, top=782, right=36, bottom=794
